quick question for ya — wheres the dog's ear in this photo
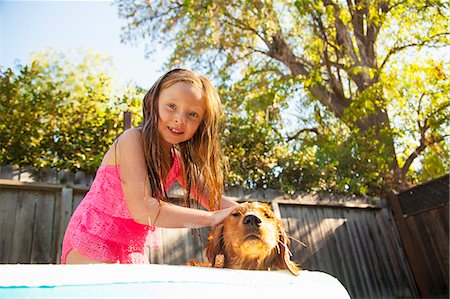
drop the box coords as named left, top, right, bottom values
left=205, top=224, right=225, bottom=267
left=278, top=224, right=300, bottom=276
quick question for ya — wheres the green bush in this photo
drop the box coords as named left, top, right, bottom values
left=0, top=49, right=143, bottom=173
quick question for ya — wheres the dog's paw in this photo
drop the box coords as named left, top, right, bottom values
left=213, top=254, right=225, bottom=268
left=187, top=259, right=212, bottom=267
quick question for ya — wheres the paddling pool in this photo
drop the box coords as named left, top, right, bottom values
left=0, top=264, right=350, bottom=298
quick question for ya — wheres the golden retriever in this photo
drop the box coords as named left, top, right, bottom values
left=190, top=202, right=300, bottom=275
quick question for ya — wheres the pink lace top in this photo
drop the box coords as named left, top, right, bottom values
left=61, top=152, right=180, bottom=264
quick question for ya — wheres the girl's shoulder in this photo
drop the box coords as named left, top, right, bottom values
left=101, top=128, right=143, bottom=166
left=120, top=127, right=142, bottom=140
left=118, top=128, right=145, bottom=153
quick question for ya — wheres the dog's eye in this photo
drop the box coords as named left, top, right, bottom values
left=264, top=213, right=272, bottom=218
left=231, top=212, right=240, bottom=217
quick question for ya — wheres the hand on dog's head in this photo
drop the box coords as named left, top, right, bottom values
left=206, top=202, right=300, bottom=275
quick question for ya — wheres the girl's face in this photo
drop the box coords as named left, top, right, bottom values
left=157, top=82, right=206, bottom=149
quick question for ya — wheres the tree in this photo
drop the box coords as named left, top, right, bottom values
left=0, top=49, right=143, bottom=172
left=116, top=0, right=449, bottom=195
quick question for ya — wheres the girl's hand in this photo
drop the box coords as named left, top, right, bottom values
left=209, top=207, right=234, bottom=226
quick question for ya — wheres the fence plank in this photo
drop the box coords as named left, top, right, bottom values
left=319, top=209, right=345, bottom=282
left=387, top=192, right=430, bottom=298
left=365, top=210, right=395, bottom=298
left=337, top=210, right=362, bottom=298
left=299, top=206, right=319, bottom=269
left=378, top=208, right=418, bottom=298
left=429, top=207, right=449, bottom=287
left=0, top=189, right=18, bottom=263
left=406, top=207, right=449, bottom=295
left=55, top=188, right=73, bottom=263
left=72, top=191, right=85, bottom=212
left=313, top=208, right=335, bottom=275
left=30, top=191, right=55, bottom=263
left=10, top=190, right=37, bottom=263
left=279, top=205, right=303, bottom=264
left=355, top=211, right=383, bottom=298
left=375, top=210, right=402, bottom=295
left=329, top=211, right=358, bottom=298
left=342, top=209, right=371, bottom=297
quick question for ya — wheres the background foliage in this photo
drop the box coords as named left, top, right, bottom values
left=0, top=49, right=143, bottom=173
left=1, top=1, right=449, bottom=198
left=117, top=0, right=449, bottom=196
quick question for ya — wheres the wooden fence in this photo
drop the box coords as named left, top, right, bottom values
left=388, top=174, right=449, bottom=298
left=0, top=166, right=422, bottom=298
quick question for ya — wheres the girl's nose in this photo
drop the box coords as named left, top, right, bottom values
left=174, top=116, right=186, bottom=125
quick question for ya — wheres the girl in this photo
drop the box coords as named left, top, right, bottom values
left=62, top=69, right=237, bottom=264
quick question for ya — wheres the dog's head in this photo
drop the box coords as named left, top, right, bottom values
left=206, top=202, right=299, bottom=275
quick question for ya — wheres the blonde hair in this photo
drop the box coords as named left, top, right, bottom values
left=141, top=69, right=225, bottom=210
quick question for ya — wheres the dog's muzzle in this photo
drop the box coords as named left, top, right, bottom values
left=243, top=214, right=262, bottom=228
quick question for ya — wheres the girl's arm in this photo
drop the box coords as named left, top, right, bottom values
left=117, top=128, right=233, bottom=228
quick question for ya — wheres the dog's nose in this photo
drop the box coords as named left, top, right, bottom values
left=243, top=214, right=262, bottom=227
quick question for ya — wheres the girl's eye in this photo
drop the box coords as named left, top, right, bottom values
left=167, top=104, right=176, bottom=110
left=189, top=112, right=198, bottom=118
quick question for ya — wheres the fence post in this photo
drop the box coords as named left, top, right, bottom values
left=55, top=188, right=73, bottom=263
left=124, top=111, right=132, bottom=130
left=387, top=191, right=430, bottom=298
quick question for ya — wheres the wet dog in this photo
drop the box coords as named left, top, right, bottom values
left=189, top=202, right=300, bottom=275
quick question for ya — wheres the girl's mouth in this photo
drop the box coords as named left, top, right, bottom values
left=168, top=126, right=184, bottom=135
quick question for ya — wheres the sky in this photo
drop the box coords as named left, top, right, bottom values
left=0, top=0, right=166, bottom=88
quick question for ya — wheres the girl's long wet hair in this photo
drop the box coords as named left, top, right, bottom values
left=141, top=69, right=226, bottom=210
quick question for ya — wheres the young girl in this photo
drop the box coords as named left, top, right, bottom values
left=62, top=68, right=237, bottom=264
